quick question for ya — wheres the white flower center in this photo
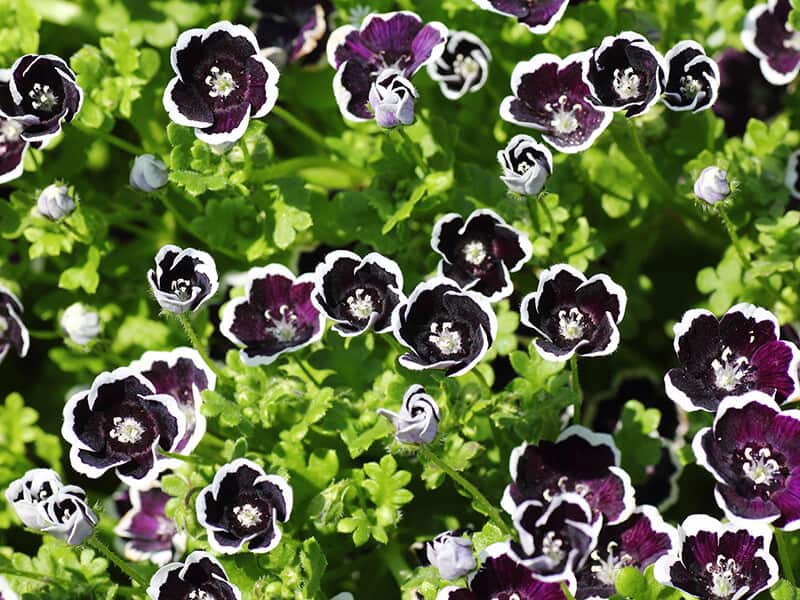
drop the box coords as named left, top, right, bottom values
left=0, top=119, right=22, bottom=145
left=188, top=591, right=215, bottom=600
left=463, top=241, right=487, bottom=266
left=205, top=66, right=238, bottom=99
left=347, top=288, right=375, bottom=320
left=109, top=417, right=145, bottom=444
left=680, top=75, right=703, bottom=98
left=742, top=446, right=781, bottom=486
left=558, top=307, right=585, bottom=340
left=453, top=53, right=480, bottom=79
left=429, top=322, right=463, bottom=356
left=265, top=305, right=298, bottom=342
left=541, top=530, right=566, bottom=564
left=233, top=503, right=262, bottom=528
left=544, top=95, right=582, bottom=134
left=591, top=541, right=633, bottom=585
left=170, top=278, right=194, bottom=300
left=711, top=347, right=749, bottom=391
left=612, top=67, right=641, bottom=100
left=29, top=83, right=58, bottom=112
left=706, top=556, right=739, bottom=598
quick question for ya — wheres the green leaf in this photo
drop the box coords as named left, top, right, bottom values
left=613, top=400, right=663, bottom=485
left=772, top=579, right=800, bottom=600
left=58, top=247, right=101, bottom=293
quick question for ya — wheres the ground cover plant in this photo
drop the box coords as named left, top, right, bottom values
left=3, top=0, right=800, bottom=598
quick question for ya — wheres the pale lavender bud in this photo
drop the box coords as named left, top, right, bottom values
left=130, top=154, right=168, bottom=192
left=426, top=531, right=476, bottom=580
left=693, top=166, right=731, bottom=205
left=37, top=184, right=75, bottom=220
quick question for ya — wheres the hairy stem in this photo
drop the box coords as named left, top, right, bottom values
left=570, top=354, right=583, bottom=425
left=75, top=123, right=145, bottom=156
left=175, top=313, right=227, bottom=382
left=87, top=536, right=148, bottom=588
left=289, top=353, right=322, bottom=388
left=716, top=205, right=751, bottom=269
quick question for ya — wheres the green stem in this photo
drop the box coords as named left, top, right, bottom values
left=0, top=566, right=73, bottom=588
left=272, top=105, right=340, bottom=155
left=249, top=155, right=371, bottom=186
left=382, top=544, right=411, bottom=587
left=775, top=529, right=796, bottom=585
left=538, top=193, right=558, bottom=249
left=472, top=366, right=491, bottom=390
left=716, top=205, right=751, bottom=269
left=615, top=121, right=672, bottom=202
left=161, top=449, right=215, bottom=466
left=570, top=354, right=583, bottom=425
left=87, top=536, right=148, bottom=587
left=396, top=127, right=428, bottom=175
left=27, top=329, right=60, bottom=340
left=561, top=582, right=577, bottom=600
left=175, top=313, right=227, bottom=382
left=239, top=139, right=252, bottom=175
left=418, top=446, right=514, bottom=538
left=75, top=123, right=145, bottom=156
left=289, top=353, right=322, bottom=388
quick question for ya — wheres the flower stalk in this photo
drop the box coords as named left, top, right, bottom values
left=570, top=354, right=583, bottom=425
left=175, top=313, right=226, bottom=382
left=775, top=528, right=796, bottom=585
left=87, top=536, right=148, bottom=588
left=716, top=204, right=751, bottom=269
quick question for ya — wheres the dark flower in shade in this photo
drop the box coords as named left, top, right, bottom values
left=163, top=21, right=280, bottom=144
left=693, top=392, right=800, bottom=530
left=369, top=70, right=417, bottom=128
left=653, top=514, right=778, bottom=600
left=147, top=551, right=242, bottom=600
left=129, top=347, right=216, bottom=456
left=664, top=303, right=800, bottom=413
left=663, top=41, right=720, bottom=112
left=196, top=459, right=293, bottom=554
left=742, top=0, right=800, bottom=86
left=437, top=543, right=568, bottom=600
left=432, top=209, right=532, bottom=303
left=575, top=505, right=677, bottom=600
left=326, top=11, right=447, bottom=122
left=392, top=277, right=497, bottom=377
left=500, top=52, right=612, bottom=153
left=39, top=485, right=98, bottom=545
left=785, top=149, right=800, bottom=199
left=115, top=484, right=186, bottom=565
left=584, top=32, right=666, bottom=118
left=312, top=250, right=405, bottom=337
left=377, top=384, right=441, bottom=444
left=471, top=0, right=570, bottom=34
left=520, top=264, right=627, bottom=362
left=5, top=468, right=63, bottom=530
left=510, top=493, right=601, bottom=585
left=250, top=0, right=334, bottom=67
left=61, top=367, right=187, bottom=487
left=220, top=264, right=324, bottom=366
left=502, top=426, right=636, bottom=525
left=497, top=134, right=553, bottom=195
left=427, top=31, right=492, bottom=100
left=148, top=244, right=219, bottom=314
left=713, top=49, right=785, bottom=137
left=0, top=54, right=82, bottom=143
left=0, top=116, right=30, bottom=184
left=0, top=285, right=29, bottom=365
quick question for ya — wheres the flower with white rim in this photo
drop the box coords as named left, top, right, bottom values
left=60, top=302, right=101, bottom=346
left=741, top=0, right=800, bottom=86
left=693, top=166, right=731, bottom=205
left=250, top=0, right=334, bottom=67
left=0, top=285, right=29, bottom=365
left=377, top=384, right=440, bottom=444
left=368, top=70, right=418, bottom=128
left=497, top=134, right=553, bottom=196
left=4, top=468, right=63, bottom=530
left=130, top=154, right=168, bottom=192
left=38, top=484, right=98, bottom=545
left=0, top=113, right=32, bottom=185
left=427, top=31, right=492, bottom=100
left=425, top=530, right=477, bottom=581
left=146, top=550, right=242, bottom=600
left=470, top=0, right=570, bottom=35
left=147, top=244, right=219, bottom=314
left=663, top=40, right=720, bottom=113
left=36, top=183, right=75, bottom=221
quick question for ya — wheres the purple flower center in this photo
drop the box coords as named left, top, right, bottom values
left=711, top=347, right=751, bottom=391
left=264, top=305, right=299, bottom=342
left=738, top=445, right=786, bottom=489
left=204, top=66, right=238, bottom=99
left=706, top=555, right=739, bottom=598
left=428, top=321, right=463, bottom=356
left=347, top=288, right=376, bottom=320
left=612, top=67, right=641, bottom=100
left=545, top=95, right=582, bottom=134
left=558, top=307, right=586, bottom=340
left=28, top=82, right=58, bottom=112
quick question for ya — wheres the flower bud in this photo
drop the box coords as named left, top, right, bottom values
left=693, top=166, right=731, bottom=205
left=36, top=184, right=74, bottom=220
left=130, top=154, right=168, bottom=192
left=369, top=71, right=417, bottom=129
left=426, top=531, right=476, bottom=580
left=377, top=385, right=440, bottom=444
left=60, top=302, right=101, bottom=345
left=497, top=135, right=553, bottom=196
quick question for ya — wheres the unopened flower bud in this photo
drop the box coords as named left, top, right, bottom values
left=693, top=166, right=731, bottom=205
left=37, top=184, right=74, bottom=220
left=130, top=154, right=168, bottom=192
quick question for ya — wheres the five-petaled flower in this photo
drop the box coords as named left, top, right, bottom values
left=520, top=264, right=627, bottom=362
left=663, top=41, right=720, bottom=113
left=497, top=134, right=553, bottom=195
left=377, top=384, right=441, bottom=444
left=427, top=31, right=492, bottom=100
left=426, top=530, right=476, bottom=581
left=148, top=244, right=219, bottom=314
left=584, top=32, right=666, bottom=118
left=5, top=468, right=63, bottom=530
left=196, top=458, right=293, bottom=554
left=164, top=21, right=280, bottom=144
left=0, top=285, right=29, bottom=365
left=147, top=551, right=242, bottom=600
left=471, top=0, right=570, bottom=35
left=39, top=484, right=98, bottom=545
left=0, top=54, right=83, bottom=143
left=250, top=0, right=334, bottom=68
left=220, top=264, right=324, bottom=366
left=653, top=514, right=778, bottom=600
left=114, top=484, right=186, bottom=565
left=326, top=11, right=447, bottom=123
left=742, top=0, right=800, bottom=86
left=62, top=366, right=187, bottom=487
left=431, top=209, right=532, bottom=302
left=501, top=52, right=613, bottom=153
left=664, top=303, right=800, bottom=413
left=392, top=277, right=497, bottom=377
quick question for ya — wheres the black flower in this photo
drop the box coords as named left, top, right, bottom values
left=471, top=0, right=570, bottom=34
left=196, top=459, right=292, bottom=554
left=115, top=484, right=185, bottom=566
left=250, top=0, right=334, bottom=67
left=0, top=285, right=28, bottom=365
left=427, top=31, right=492, bottom=100
left=164, top=21, right=280, bottom=144
left=147, top=551, right=241, bottom=600
left=392, top=277, right=497, bottom=377
left=147, top=244, right=219, bottom=314
left=0, top=115, right=30, bottom=185
left=432, top=209, right=532, bottom=302
left=663, top=41, right=720, bottom=112
left=742, top=0, right=800, bottom=86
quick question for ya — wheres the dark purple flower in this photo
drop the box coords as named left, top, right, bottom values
left=653, top=514, right=778, bottom=600
left=39, top=485, right=97, bottom=545
left=0, top=285, right=28, bottom=365
left=664, top=303, right=800, bottom=413
left=436, top=543, right=568, bottom=600
left=584, top=32, right=666, bottom=118
left=326, top=11, right=447, bottom=122
left=742, top=0, right=800, bottom=86
left=0, top=54, right=82, bottom=143
left=785, top=149, right=800, bottom=199
left=163, top=21, right=280, bottom=144
left=392, top=277, right=497, bottom=377
left=510, top=493, right=601, bottom=585
left=220, top=264, right=324, bottom=366
left=432, top=209, right=532, bottom=303
left=663, top=41, right=720, bottom=112
left=129, top=347, right=215, bottom=456
left=427, top=31, right=491, bottom=100
left=147, top=551, right=242, bottom=600
left=250, top=0, right=334, bottom=67
left=115, top=484, right=185, bottom=565
left=61, top=367, right=187, bottom=487
left=471, top=0, right=570, bottom=34
left=312, top=250, right=405, bottom=337
left=0, top=115, right=30, bottom=184
left=502, top=426, right=635, bottom=525
left=5, top=468, right=63, bottom=530
left=148, top=244, right=219, bottom=314
left=497, top=134, right=553, bottom=195
left=377, top=384, right=440, bottom=444
left=520, top=264, right=627, bottom=362
left=575, top=505, right=677, bottom=600
left=196, top=458, right=292, bottom=554
left=693, top=392, right=800, bottom=529
left=500, top=52, right=612, bottom=153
